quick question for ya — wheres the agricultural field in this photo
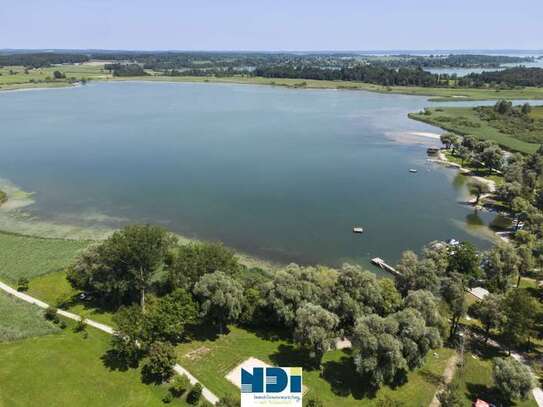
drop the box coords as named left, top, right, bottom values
left=176, top=325, right=455, bottom=406
left=0, top=63, right=111, bottom=91
left=0, top=232, right=89, bottom=284
left=0, top=318, right=188, bottom=407
left=409, top=106, right=543, bottom=153
left=0, top=291, right=59, bottom=342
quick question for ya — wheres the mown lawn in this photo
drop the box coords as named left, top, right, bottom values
left=28, top=270, right=116, bottom=326
left=0, top=319, right=188, bottom=407
left=452, top=344, right=537, bottom=407
left=0, top=232, right=89, bottom=284
left=409, top=107, right=543, bottom=154
left=0, top=291, right=59, bottom=342
left=176, top=325, right=454, bottom=406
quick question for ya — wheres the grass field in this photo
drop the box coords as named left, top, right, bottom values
left=176, top=325, right=454, bottom=406
left=452, top=344, right=537, bottom=406
left=0, top=232, right=89, bottom=284
left=409, top=107, right=543, bottom=154
left=27, top=270, right=115, bottom=326
left=0, top=318, right=189, bottom=407
left=0, top=64, right=111, bottom=91
left=0, top=291, right=59, bottom=342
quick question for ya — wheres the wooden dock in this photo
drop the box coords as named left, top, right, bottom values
left=371, top=257, right=401, bottom=277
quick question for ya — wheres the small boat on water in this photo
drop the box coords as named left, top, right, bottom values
left=352, top=227, right=364, bottom=234
left=409, top=169, right=418, bottom=173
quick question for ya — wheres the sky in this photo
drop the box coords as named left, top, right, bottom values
left=2, top=0, right=543, bottom=51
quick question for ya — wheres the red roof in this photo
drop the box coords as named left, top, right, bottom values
left=474, top=400, right=490, bottom=407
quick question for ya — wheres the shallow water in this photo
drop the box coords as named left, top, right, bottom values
left=0, top=82, right=501, bottom=266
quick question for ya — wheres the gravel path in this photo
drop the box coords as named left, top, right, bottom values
left=0, top=280, right=219, bottom=405
left=429, top=352, right=460, bottom=407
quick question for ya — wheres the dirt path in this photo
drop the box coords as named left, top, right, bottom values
left=429, top=352, right=460, bottom=407
left=0, top=280, right=219, bottom=405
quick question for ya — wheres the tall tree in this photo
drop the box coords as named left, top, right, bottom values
left=483, top=243, right=521, bottom=292
left=493, top=357, right=534, bottom=401
left=167, top=242, right=240, bottom=289
left=293, top=303, right=339, bottom=368
left=468, top=294, right=504, bottom=342
left=68, top=225, right=176, bottom=310
left=193, top=271, right=243, bottom=333
left=446, top=241, right=481, bottom=284
left=441, top=276, right=466, bottom=338
left=468, top=180, right=491, bottom=205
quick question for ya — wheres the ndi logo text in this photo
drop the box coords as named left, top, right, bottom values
left=241, top=367, right=302, bottom=406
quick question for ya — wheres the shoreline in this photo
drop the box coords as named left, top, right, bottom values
left=0, top=177, right=280, bottom=271
left=3, top=73, right=543, bottom=101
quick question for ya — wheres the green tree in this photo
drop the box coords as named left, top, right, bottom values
left=352, top=314, right=408, bottom=388
left=441, top=276, right=466, bottom=338
left=68, top=225, right=176, bottom=310
left=404, top=290, right=443, bottom=328
left=333, top=265, right=399, bottom=330
left=293, top=303, right=339, bottom=368
left=479, top=145, right=504, bottom=174
left=437, top=383, right=463, bottom=407
left=456, top=145, right=472, bottom=166
left=468, top=294, right=504, bottom=342
left=193, top=271, right=243, bottom=333
left=216, top=395, right=241, bottom=407
left=186, top=383, right=203, bottom=405
left=167, top=242, right=240, bottom=289
left=141, top=341, right=176, bottom=384
left=511, top=197, right=533, bottom=231
left=483, top=243, right=521, bottom=292
left=396, top=257, right=439, bottom=296
left=516, top=245, right=534, bottom=288
left=440, top=133, right=456, bottom=149
left=467, top=180, right=490, bottom=205
left=446, top=241, right=481, bottom=284
left=500, top=289, right=541, bottom=351
left=521, top=103, right=532, bottom=115
left=145, top=288, right=198, bottom=342
left=493, top=357, right=534, bottom=401
left=111, top=305, right=147, bottom=364
left=262, top=264, right=331, bottom=328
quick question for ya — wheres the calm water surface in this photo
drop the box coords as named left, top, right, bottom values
left=0, top=82, right=499, bottom=266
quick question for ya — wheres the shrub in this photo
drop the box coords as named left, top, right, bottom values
left=74, top=318, right=87, bottom=333
left=17, top=277, right=29, bottom=292
left=186, top=383, right=202, bottom=405
left=141, top=341, right=176, bottom=384
left=216, top=395, right=241, bottom=407
left=59, top=321, right=67, bottom=329
left=44, top=307, right=59, bottom=322
left=162, top=392, right=173, bottom=404
left=169, top=374, right=190, bottom=398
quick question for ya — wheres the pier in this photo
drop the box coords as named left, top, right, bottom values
left=371, top=257, right=401, bottom=277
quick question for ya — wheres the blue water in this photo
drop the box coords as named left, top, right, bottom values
left=0, top=82, right=501, bottom=266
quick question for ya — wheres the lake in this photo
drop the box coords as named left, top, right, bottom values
left=0, top=81, right=500, bottom=267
